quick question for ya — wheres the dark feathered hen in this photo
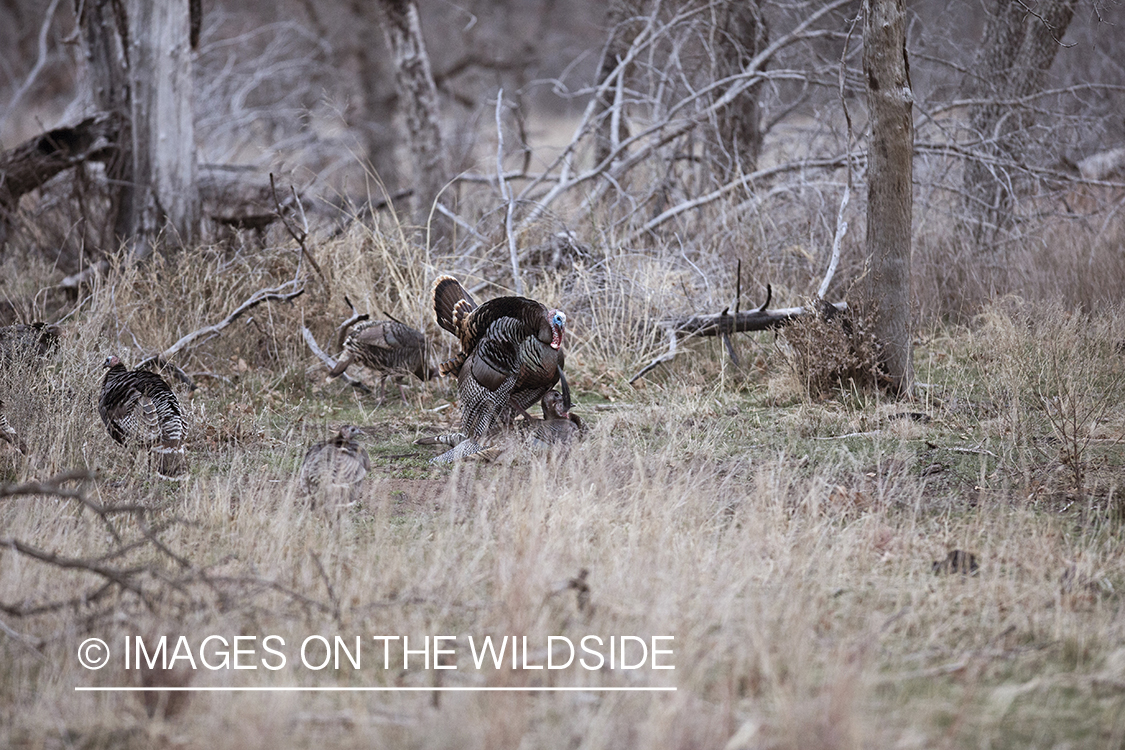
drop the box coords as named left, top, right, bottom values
left=430, top=275, right=566, bottom=461
left=0, top=398, right=26, bottom=454
left=98, top=356, right=187, bottom=479
left=528, top=389, right=585, bottom=449
left=328, top=320, right=433, bottom=402
left=298, top=425, right=370, bottom=506
left=0, top=322, right=60, bottom=363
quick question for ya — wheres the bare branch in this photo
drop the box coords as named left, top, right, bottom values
left=270, top=173, right=327, bottom=287
left=334, top=296, right=371, bottom=350
left=144, top=280, right=305, bottom=365
left=301, top=326, right=374, bottom=395
left=818, top=11, right=860, bottom=301
left=495, top=90, right=523, bottom=295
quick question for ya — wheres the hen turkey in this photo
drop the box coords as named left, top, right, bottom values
left=328, top=319, right=433, bottom=402
left=430, top=275, right=566, bottom=461
left=0, top=322, right=60, bottom=363
left=98, top=356, right=187, bottom=479
left=0, top=398, right=25, bottom=454
left=528, top=389, right=585, bottom=449
left=298, top=425, right=370, bottom=506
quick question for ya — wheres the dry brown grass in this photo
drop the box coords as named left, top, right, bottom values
left=2, top=218, right=1125, bottom=750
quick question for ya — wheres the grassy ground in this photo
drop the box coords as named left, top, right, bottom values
left=1, top=234, right=1124, bottom=750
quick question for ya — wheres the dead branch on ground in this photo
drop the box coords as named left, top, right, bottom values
left=136, top=280, right=306, bottom=376
left=301, top=326, right=373, bottom=395
left=629, top=287, right=847, bottom=383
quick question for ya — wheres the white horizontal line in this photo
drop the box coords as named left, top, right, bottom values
left=76, top=686, right=676, bottom=692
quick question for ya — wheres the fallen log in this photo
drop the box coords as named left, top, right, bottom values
left=629, top=297, right=848, bottom=383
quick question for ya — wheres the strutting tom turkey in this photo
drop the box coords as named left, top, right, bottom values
left=98, top=356, right=188, bottom=479
left=429, top=275, right=567, bottom=462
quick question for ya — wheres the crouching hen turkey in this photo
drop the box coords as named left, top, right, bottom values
left=298, top=425, right=370, bottom=506
left=328, top=319, right=434, bottom=403
left=429, top=275, right=567, bottom=462
left=528, top=389, right=585, bottom=449
left=98, top=356, right=188, bottom=479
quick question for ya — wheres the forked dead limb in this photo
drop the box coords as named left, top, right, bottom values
left=138, top=281, right=306, bottom=378
left=335, top=296, right=371, bottom=350
left=629, top=287, right=847, bottom=383
left=270, top=173, right=327, bottom=288
left=300, top=326, right=373, bottom=395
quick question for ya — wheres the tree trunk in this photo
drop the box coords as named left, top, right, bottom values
left=126, top=0, right=198, bottom=259
left=375, top=0, right=449, bottom=247
left=961, top=0, right=1078, bottom=244
left=861, top=0, right=913, bottom=395
left=76, top=0, right=133, bottom=246
left=714, top=0, right=768, bottom=176
left=75, top=0, right=198, bottom=257
left=593, top=0, right=640, bottom=167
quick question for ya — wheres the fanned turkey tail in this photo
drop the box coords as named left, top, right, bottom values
left=432, top=275, right=476, bottom=335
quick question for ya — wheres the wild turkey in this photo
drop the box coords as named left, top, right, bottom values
left=528, top=389, right=585, bottom=449
left=0, top=322, right=59, bottom=363
left=932, top=550, right=980, bottom=576
left=98, top=356, right=188, bottom=479
left=298, top=425, right=370, bottom=506
left=430, top=275, right=567, bottom=462
left=0, top=398, right=25, bottom=454
left=328, top=319, right=434, bottom=403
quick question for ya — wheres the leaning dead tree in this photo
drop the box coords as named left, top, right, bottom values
left=860, top=0, right=914, bottom=395
left=0, top=113, right=120, bottom=247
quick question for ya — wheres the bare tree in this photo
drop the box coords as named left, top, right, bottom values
left=374, top=0, right=449, bottom=246
left=960, top=0, right=1079, bottom=244
left=861, top=0, right=913, bottom=394
left=74, top=0, right=199, bottom=258
left=125, top=0, right=198, bottom=258
left=75, top=0, right=133, bottom=244
left=713, top=0, right=769, bottom=176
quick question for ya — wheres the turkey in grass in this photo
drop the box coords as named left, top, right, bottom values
left=328, top=319, right=435, bottom=403
left=98, top=356, right=187, bottom=479
left=0, top=322, right=60, bottom=363
left=0, top=398, right=26, bottom=454
left=298, top=425, right=370, bottom=506
left=428, top=274, right=567, bottom=462
left=528, top=389, right=585, bottom=449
